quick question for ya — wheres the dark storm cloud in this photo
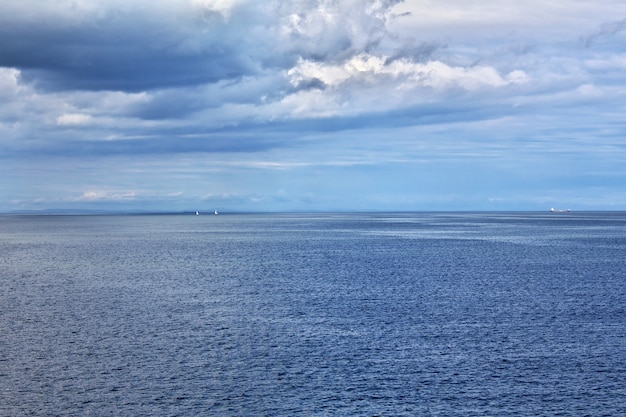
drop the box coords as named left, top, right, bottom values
left=0, top=6, right=262, bottom=92
left=0, top=0, right=406, bottom=93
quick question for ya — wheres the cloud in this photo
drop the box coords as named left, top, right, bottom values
left=57, top=113, right=93, bottom=126
left=283, top=53, right=528, bottom=118
left=75, top=190, right=137, bottom=201
left=393, top=1, right=626, bottom=42
left=0, top=67, right=22, bottom=98
left=277, top=0, right=403, bottom=60
left=582, top=18, right=626, bottom=47
left=2, top=1, right=626, bottom=211
left=0, top=0, right=405, bottom=93
left=0, top=1, right=263, bottom=92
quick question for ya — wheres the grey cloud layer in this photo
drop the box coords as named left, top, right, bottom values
left=2, top=1, right=626, bottom=211
left=1, top=2, right=268, bottom=91
left=0, top=0, right=403, bottom=92
left=2, top=2, right=624, bottom=135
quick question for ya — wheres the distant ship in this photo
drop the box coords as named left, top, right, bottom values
left=196, top=211, right=199, bottom=215
left=214, top=210, right=219, bottom=215
left=550, top=208, right=570, bottom=213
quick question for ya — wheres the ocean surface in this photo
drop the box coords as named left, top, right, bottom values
left=1, top=212, right=625, bottom=416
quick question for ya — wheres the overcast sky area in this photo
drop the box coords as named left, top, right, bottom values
left=1, top=0, right=626, bottom=212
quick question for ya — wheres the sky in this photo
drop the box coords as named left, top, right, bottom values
left=1, top=0, right=625, bottom=212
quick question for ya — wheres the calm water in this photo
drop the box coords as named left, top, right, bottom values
left=1, top=212, right=625, bottom=416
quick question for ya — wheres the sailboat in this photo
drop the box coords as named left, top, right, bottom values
left=195, top=211, right=199, bottom=215
left=214, top=210, right=219, bottom=215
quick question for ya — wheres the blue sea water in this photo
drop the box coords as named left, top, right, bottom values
left=1, top=212, right=625, bottom=416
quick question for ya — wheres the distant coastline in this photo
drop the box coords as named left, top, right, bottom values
left=3, top=209, right=626, bottom=216
left=1, top=209, right=204, bottom=216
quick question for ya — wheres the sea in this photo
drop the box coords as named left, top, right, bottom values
left=1, top=211, right=625, bottom=416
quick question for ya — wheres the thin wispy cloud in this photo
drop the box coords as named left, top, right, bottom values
left=1, top=0, right=626, bottom=211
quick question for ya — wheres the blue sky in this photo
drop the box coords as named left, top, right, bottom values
left=1, top=0, right=625, bottom=212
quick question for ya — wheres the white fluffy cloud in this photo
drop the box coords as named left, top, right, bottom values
left=279, top=54, right=530, bottom=118
left=288, top=54, right=528, bottom=90
left=0, top=67, right=21, bottom=97
left=57, top=113, right=93, bottom=126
